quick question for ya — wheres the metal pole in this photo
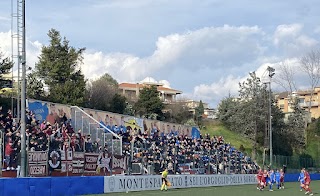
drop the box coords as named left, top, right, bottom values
left=269, top=79, right=273, bottom=167
left=11, top=0, right=14, bottom=117
left=20, top=0, right=26, bottom=177
left=16, top=0, right=21, bottom=122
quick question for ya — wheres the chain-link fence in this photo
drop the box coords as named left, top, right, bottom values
left=255, top=152, right=320, bottom=173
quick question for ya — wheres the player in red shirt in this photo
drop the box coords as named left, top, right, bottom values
left=259, top=169, right=268, bottom=190
left=256, top=169, right=263, bottom=190
left=303, top=169, right=313, bottom=195
left=279, top=169, right=285, bottom=189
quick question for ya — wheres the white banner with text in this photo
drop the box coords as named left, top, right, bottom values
left=104, top=174, right=257, bottom=193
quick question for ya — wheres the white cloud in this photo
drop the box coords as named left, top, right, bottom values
left=81, top=25, right=266, bottom=83
left=273, top=24, right=303, bottom=45
left=191, top=57, right=305, bottom=106
left=193, top=75, right=242, bottom=104
left=273, top=24, right=318, bottom=56
left=0, top=16, right=10, bottom=21
left=314, top=26, right=320, bottom=34
left=1, top=22, right=319, bottom=107
left=0, top=31, right=42, bottom=75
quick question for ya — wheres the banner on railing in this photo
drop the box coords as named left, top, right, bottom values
left=60, top=149, right=73, bottom=173
left=72, top=152, right=85, bottom=174
left=26, top=149, right=127, bottom=176
left=48, top=150, right=61, bottom=171
left=112, top=155, right=127, bottom=170
left=84, top=153, right=99, bottom=173
left=28, top=151, right=48, bottom=177
left=104, top=174, right=257, bottom=193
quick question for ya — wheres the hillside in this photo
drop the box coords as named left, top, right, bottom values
left=201, top=119, right=320, bottom=170
left=201, top=120, right=255, bottom=156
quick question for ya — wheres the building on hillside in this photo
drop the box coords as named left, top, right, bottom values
left=275, top=87, right=320, bottom=119
left=118, top=78, right=182, bottom=103
left=177, top=100, right=216, bottom=119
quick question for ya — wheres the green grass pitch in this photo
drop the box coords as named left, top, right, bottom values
left=86, top=181, right=319, bottom=196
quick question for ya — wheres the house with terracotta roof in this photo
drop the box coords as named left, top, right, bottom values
left=275, top=87, right=320, bottom=119
left=118, top=77, right=182, bottom=103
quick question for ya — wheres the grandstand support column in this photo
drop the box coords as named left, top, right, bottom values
left=267, top=66, right=275, bottom=167
left=20, top=0, right=27, bottom=177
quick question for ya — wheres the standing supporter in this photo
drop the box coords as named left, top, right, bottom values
left=5, top=141, right=14, bottom=170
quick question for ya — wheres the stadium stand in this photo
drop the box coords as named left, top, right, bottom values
left=130, top=131, right=259, bottom=175
left=0, top=104, right=258, bottom=177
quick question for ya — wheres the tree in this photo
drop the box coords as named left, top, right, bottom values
left=286, top=98, right=306, bottom=150
left=271, top=99, right=293, bottom=156
left=27, top=72, right=45, bottom=99
left=109, top=93, right=127, bottom=114
left=134, top=85, right=164, bottom=120
left=274, top=60, right=297, bottom=96
left=195, top=100, right=205, bottom=127
left=217, top=71, right=295, bottom=157
left=87, top=73, right=119, bottom=111
left=217, top=97, right=238, bottom=127
left=0, top=51, right=13, bottom=79
left=163, top=102, right=193, bottom=124
left=34, top=29, right=87, bottom=106
left=218, top=72, right=268, bottom=158
left=300, top=49, right=320, bottom=116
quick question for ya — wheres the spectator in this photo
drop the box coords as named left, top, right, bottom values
left=5, top=141, right=14, bottom=170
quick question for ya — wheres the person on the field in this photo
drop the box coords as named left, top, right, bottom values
left=298, top=169, right=305, bottom=191
left=280, top=168, right=285, bottom=189
left=160, top=168, right=169, bottom=191
left=256, top=169, right=263, bottom=190
left=303, top=168, right=313, bottom=195
left=275, top=169, right=281, bottom=189
left=260, top=169, right=268, bottom=191
left=268, top=169, right=275, bottom=191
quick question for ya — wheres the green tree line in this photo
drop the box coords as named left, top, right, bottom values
left=217, top=72, right=306, bottom=158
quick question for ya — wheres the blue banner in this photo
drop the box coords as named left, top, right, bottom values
left=27, top=100, right=49, bottom=122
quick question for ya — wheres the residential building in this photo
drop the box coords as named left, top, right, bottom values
left=275, top=87, right=320, bottom=119
left=177, top=100, right=216, bottom=119
left=118, top=78, right=182, bottom=103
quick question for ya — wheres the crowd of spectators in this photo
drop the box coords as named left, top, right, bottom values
left=131, top=131, right=259, bottom=175
left=0, top=107, right=20, bottom=170
left=1, top=105, right=259, bottom=176
left=0, top=106, right=104, bottom=171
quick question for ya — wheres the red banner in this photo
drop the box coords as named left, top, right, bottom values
left=112, top=155, right=127, bottom=170
left=60, top=149, right=73, bottom=174
left=28, top=151, right=48, bottom=177
left=72, top=152, right=85, bottom=174
left=84, top=153, right=99, bottom=173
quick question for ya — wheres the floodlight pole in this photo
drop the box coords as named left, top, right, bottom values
left=267, top=66, right=275, bottom=167
left=20, top=0, right=27, bottom=177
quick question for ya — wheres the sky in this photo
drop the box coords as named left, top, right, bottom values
left=1, top=0, right=320, bottom=107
